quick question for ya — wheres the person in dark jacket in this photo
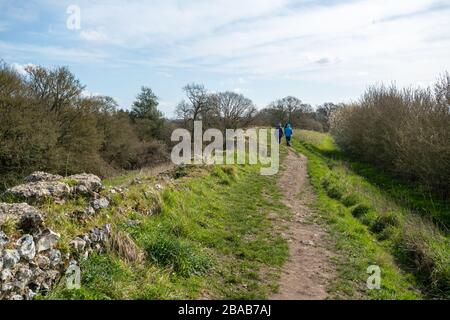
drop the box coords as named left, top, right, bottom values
left=284, top=123, right=293, bottom=146
left=275, top=123, right=284, bottom=143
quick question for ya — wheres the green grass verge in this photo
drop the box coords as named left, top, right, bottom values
left=292, top=130, right=449, bottom=299
left=44, top=161, right=289, bottom=300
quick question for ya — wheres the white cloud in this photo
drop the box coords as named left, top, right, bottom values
left=80, top=29, right=108, bottom=42
left=0, top=41, right=109, bottom=64
left=11, top=62, right=36, bottom=75
left=3, top=0, right=450, bottom=96
left=56, top=0, right=449, bottom=87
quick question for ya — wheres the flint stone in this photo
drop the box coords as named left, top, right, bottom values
left=15, top=266, right=33, bottom=290
left=68, top=173, right=102, bottom=193
left=70, top=237, right=86, bottom=252
left=36, top=229, right=60, bottom=252
left=3, top=249, right=20, bottom=268
left=0, top=203, right=44, bottom=227
left=16, top=234, right=36, bottom=260
left=48, top=249, right=62, bottom=267
left=24, top=171, right=62, bottom=183
left=1, top=282, right=14, bottom=292
left=18, top=211, right=45, bottom=233
left=5, top=181, right=71, bottom=202
left=1, top=268, right=12, bottom=281
left=0, top=231, right=8, bottom=247
left=91, top=197, right=109, bottom=211
left=36, top=255, right=50, bottom=269
left=86, top=206, right=96, bottom=215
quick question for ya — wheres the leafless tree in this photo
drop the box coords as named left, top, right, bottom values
left=212, top=91, right=257, bottom=131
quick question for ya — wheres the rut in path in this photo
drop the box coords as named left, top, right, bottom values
left=271, top=150, right=335, bottom=300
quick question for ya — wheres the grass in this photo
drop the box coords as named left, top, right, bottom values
left=291, top=130, right=449, bottom=299
left=43, top=157, right=289, bottom=299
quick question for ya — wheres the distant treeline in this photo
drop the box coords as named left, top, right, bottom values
left=0, top=62, right=171, bottom=190
left=331, top=73, right=450, bottom=198
left=2, top=60, right=447, bottom=198
left=0, top=61, right=334, bottom=190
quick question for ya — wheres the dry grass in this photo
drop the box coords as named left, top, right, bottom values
left=107, top=229, right=145, bottom=264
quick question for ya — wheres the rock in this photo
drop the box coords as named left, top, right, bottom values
left=68, top=173, right=102, bottom=193
left=1, top=282, right=14, bottom=292
left=0, top=203, right=44, bottom=226
left=90, top=197, right=109, bottom=211
left=89, top=228, right=102, bottom=242
left=1, top=268, right=13, bottom=281
left=6, top=181, right=71, bottom=202
left=18, top=210, right=45, bottom=233
left=0, top=231, right=8, bottom=247
left=48, top=249, right=62, bottom=267
left=15, top=266, right=33, bottom=290
left=45, top=269, right=60, bottom=282
left=155, top=184, right=163, bottom=190
left=24, top=288, right=37, bottom=300
left=82, top=234, right=92, bottom=247
left=16, top=235, right=36, bottom=260
left=3, top=249, right=20, bottom=268
left=102, top=224, right=112, bottom=235
left=24, top=288, right=36, bottom=300
left=70, top=237, right=86, bottom=252
left=86, top=206, right=96, bottom=215
left=36, top=229, right=60, bottom=252
left=74, top=184, right=89, bottom=195
left=9, top=294, right=23, bottom=300
left=35, top=255, right=50, bottom=269
left=24, top=171, right=62, bottom=183
left=0, top=256, right=3, bottom=271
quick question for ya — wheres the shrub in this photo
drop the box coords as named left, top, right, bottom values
left=341, top=193, right=360, bottom=207
left=351, top=203, right=371, bottom=218
left=370, top=211, right=401, bottom=234
left=396, top=217, right=450, bottom=295
left=144, top=234, right=210, bottom=277
left=326, top=184, right=344, bottom=200
left=331, top=74, right=450, bottom=198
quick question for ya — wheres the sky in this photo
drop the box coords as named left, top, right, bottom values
left=0, top=0, right=449, bottom=117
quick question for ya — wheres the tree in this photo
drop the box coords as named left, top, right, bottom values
left=213, top=91, right=256, bottom=131
left=130, top=87, right=165, bottom=140
left=183, top=83, right=211, bottom=121
left=130, top=87, right=160, bottom=119
left=25, top=65, right=84, bottom=114
left=316, top=102, right=340, bottom=131
left=266, top=96, right=313, bottom=125
left=175, top=83, right=217, bottom=132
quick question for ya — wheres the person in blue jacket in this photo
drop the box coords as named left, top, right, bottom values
left=284, top=123, right=293, bottom=146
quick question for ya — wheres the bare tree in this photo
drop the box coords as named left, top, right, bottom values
left=267, top=96, right=312, bottom=123
left=183, top=83, right=211, bottom=121
left=212, top=91, right=256, bottom=131
left=175, top=100, right=193, bottom=129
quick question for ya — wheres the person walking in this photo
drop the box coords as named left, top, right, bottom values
left=275, top=123, right=284, bottom=144
left=284, top=123, right=293, bottom=146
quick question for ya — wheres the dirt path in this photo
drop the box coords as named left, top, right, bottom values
left=271, top=150, right=335, bottom=300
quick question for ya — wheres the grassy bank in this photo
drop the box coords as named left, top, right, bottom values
left=44, top=161, right=290, bottom=299
left=292, top=130, right=449, bottom=299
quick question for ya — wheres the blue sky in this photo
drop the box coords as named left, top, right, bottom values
left=1, top=0, right=449, bottom=117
